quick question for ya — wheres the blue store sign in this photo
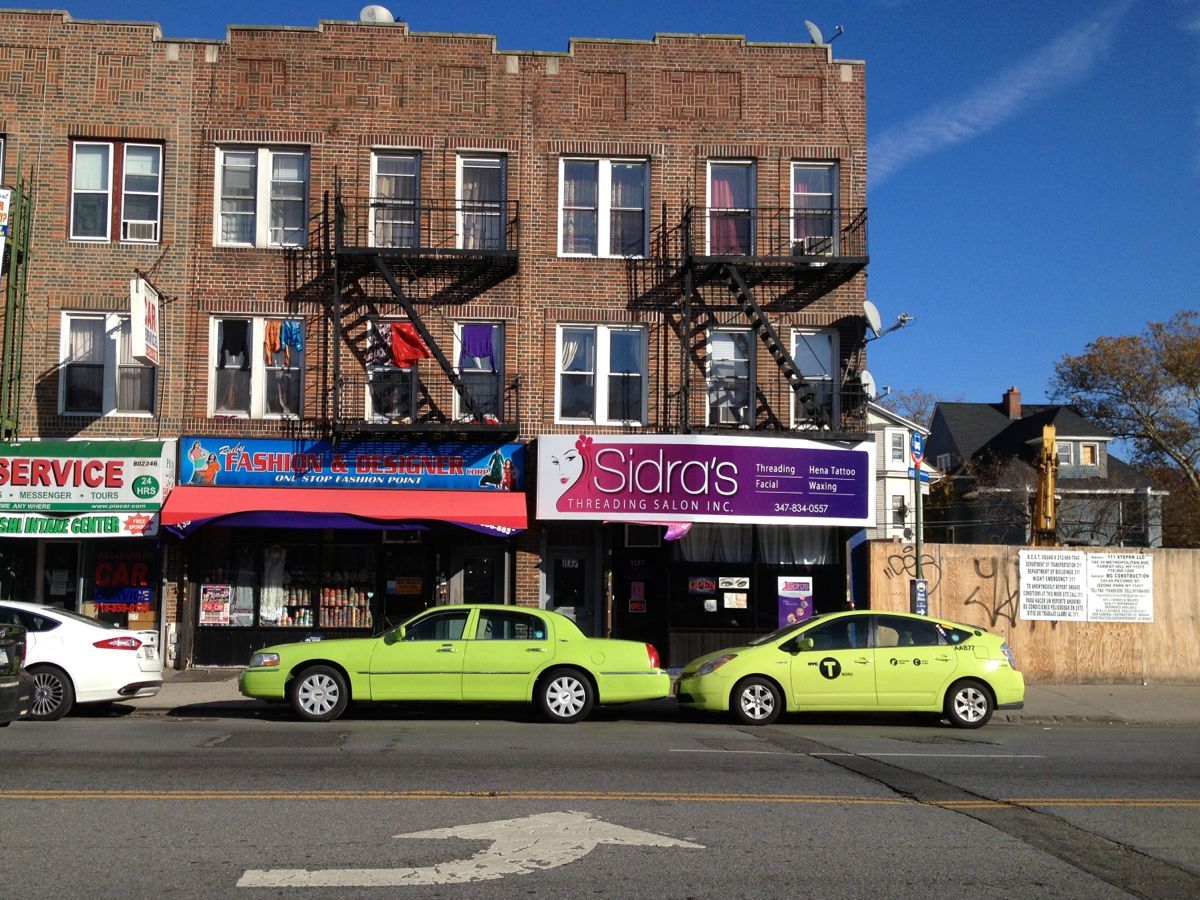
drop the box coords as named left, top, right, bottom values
left=180, top=437, right=524, bottom=492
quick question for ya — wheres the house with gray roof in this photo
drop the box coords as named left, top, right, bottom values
left=924, top=387, right=1164, bottom=547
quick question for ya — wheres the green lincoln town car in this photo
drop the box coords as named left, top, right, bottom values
left=676, top=610, right=1025, bottom=728
left=239, top=604, right=670, bottom=723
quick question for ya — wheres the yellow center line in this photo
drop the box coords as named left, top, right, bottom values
left=1, top=789, right=1197, bottom=808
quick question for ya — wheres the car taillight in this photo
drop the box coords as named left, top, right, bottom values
left=1001, top=641, right=1018, bottom=670
left=94, top=636, right=142, bottom=651
left=645, top=643, right=661, bottom=669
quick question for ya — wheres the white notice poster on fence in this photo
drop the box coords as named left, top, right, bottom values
left=1086, top=554, right=1154, bottom=623
left=1018, top=549, right=1153, bottom=623
left=1019, top=550, right=1087, bottom=621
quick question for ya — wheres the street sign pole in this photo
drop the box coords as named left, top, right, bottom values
left=909, top=433, right=926, bottom=580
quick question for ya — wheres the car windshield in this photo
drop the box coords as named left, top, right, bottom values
left=40, top=607, right=119, bottom=630
left=747, top=617, right=825, bottom=646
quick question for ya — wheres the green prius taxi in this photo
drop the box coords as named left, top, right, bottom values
left=239, top=604, right=670, bottom=723
left=676, top=610, right=1025, bottom=728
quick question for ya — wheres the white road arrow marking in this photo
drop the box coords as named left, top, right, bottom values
left=238, top=810, right=703, bottom=888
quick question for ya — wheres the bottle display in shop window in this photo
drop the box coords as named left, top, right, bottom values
left=319, top=569, right=373, bottom=629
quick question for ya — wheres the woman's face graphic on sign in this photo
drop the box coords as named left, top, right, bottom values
left=550, top=449, right=582, bottom=488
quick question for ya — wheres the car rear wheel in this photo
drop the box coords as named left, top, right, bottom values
left=537, top=668, right=594, bottom=723
left=945, top=678, right=993, bottom=729
left=28, top=666, right=74, bottom=721
left=732, top=676, right=782, bottom=726
left=289, top=665, right=349, bottom=722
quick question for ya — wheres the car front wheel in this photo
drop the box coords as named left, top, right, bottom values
left=289, top=665, right=349, bottom=722
left=28, top=666, right=74, bottom=721
left=945, top=679, right=993, bottom=729
left=732, top=676, right=782, bottom=726
left=537, top=668, right=594, bottom=723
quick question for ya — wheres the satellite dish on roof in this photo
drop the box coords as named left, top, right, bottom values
left=360, top=5, right=395, bottom=23
left=863, top=299, right=883, bottom=337
left=859, top=369, right=878, bottom=401
left=803, top=20, right=825, bottom=45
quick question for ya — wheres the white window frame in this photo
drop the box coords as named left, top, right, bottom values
left=208, top=316, right=304, bottom=419
left=69, top=141, right=113, bottom=241
left=0, top=136, right=6, bottom=182
left=370, top=150, right=421, bottom=249
left=790, top=162, right=838, bottom=254
left=557, top=157, right=649, bottom=258
left=555, top=324, right=648, bottom=426
left=1055, top=442, right=1073, bottom=465
left=706, top=160, right=756, bottom=255
left=453, top=321, right=504, bottom=421
left=1080, top=442, right=1099, bottom=466
left=456, top=153, right=506, bottom=251
left=215, top=147, right=310, bottom=249
left=707, top=327, right=755, bottom=427
left=70, top=141, right=163, bottom=244
left=120, top=143, right=163, bottom=243
left=889, top=430, right=906, bottom=464
left=891, top=494, right=907, bottom=527
left=59, top=313, right=155, bottom=417
left=936, top=452, right=952, bottom=471
left=791, top=328, right=840, bottom=429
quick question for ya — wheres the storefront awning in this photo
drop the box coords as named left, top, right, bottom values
left=161, top=486, right=526, bottom=538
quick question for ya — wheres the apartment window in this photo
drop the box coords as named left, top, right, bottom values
left=890, top=431, right=906, bottom=463
left=791, top=163, right=837, bottom=254
left=708, top=329, right=754, bottom=426
left=365, top=320, right=426, bottom=424
left=936, top=453, right=951, bottom=471
left=557, top=325, right=647, bottom=424
left=217, top=147, right=309, bottom=248
left=559, top=158, right=648, bottom=257
left=60, top=314, right=155, bottom=416
left=891, top=495, right=908, bottom=527
left=455, top=322, right=504, bottom=421
left=211, top=317, right=304, bottom=418
left=0, top=136, right=6, bottom=181
left=1080, top=443, right=1099, bottom=466
left=1055, top=442, right=1073, bottom=465
left=457, top=154, right=505, bottom=250
left=70, top=141, right=163, bottom=243
left=707, top=161, right=755, bottom=255
left=371, top=151, right=420, bottom=248
left=792, top=329, right=838, bottom=428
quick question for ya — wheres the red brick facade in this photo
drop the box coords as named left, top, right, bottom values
left=0, top=11, right=868, bottom=648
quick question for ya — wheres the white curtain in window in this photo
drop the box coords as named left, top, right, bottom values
left=758, top=526, right=831, bottom=565
left=70, top=318, right=104, bottom=362
left=75, top=145, right=109, bottom=190
left=676, top=524, right=753, bottom=563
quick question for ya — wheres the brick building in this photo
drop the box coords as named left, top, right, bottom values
left=0, top=9, right=875, bottom=668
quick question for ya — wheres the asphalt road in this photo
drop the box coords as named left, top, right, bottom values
left=2, top=705, right=1198, bottom=899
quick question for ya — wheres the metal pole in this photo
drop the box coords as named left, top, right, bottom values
left=914, top=473, right=923, bottom=579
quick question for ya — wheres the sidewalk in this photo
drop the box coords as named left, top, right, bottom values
left=123, top=669, right=1200, bottom=726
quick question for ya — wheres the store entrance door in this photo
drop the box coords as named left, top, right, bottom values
left=40, top=541, right=81, bottom=608
left=450, top=545, right=507, bottom=604
left=545, top=549, right=596, bottom=635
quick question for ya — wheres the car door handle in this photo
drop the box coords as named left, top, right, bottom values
left=436, top=645, right=456, bottom=653
left=526, top=647, right=548, bottom=653
left=854, top=658, right=872, bottom=665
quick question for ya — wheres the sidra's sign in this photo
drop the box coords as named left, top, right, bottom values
left=537, top=433, right=874, bottom=527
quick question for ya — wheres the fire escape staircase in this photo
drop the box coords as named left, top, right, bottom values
left=721, top=263, right=829, bottom=429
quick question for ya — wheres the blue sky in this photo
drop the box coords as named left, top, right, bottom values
left=38, top=0, right=1200, bottom=408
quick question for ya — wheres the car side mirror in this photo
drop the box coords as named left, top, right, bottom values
left=383, top=626, right=405, bottom=645
left=796, top=637, right=815, bottom=652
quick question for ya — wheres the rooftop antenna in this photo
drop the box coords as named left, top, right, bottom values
left=829, top=25, right=844, bottom=43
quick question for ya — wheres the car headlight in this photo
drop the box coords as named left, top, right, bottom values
left=249, top=652, right=280, bottom=668
left=696, top=654, right=737, bottom=676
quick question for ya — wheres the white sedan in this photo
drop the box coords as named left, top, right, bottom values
left=0, top=601, right=163, bottom=720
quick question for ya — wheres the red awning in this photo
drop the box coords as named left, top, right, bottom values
left=160, top=486, right=526, bottom=536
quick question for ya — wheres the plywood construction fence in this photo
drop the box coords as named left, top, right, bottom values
left=867, top=542, right=1200, bottom=684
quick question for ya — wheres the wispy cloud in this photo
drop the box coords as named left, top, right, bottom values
left=870, top=4, right=1129, bottom=185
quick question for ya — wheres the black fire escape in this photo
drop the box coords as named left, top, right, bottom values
left=633, top=204, right=869, bottom=437
left=291, top=182, right=520, bottom=439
